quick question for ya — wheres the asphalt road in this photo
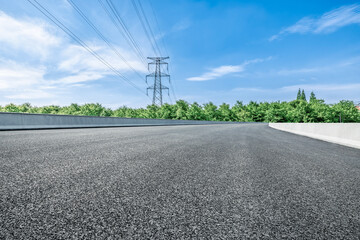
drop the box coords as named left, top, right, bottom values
left=1, top=123, right=359, bottom=239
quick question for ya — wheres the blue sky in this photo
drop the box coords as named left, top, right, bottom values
left=0, top=0, right=359, bottom=108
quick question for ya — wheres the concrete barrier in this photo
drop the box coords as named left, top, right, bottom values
left=269, top=123, right=360, bottom=149
left=0, top=112, right=233, bottom=130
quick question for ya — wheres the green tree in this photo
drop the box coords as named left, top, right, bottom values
left=39, top=105, right=61, bottom=114
left=173, top=100, right=189, bottom=120
left=231, top=101, right=245, bottom=121
left=308, top=99, right=330, bottom=122
left=332, top=100, right=360, bottom=123
left=296, top=89, right=301, bottom=100
left=218, top=103, right=234, bottom=121
left=203, top=102, right=219, bottom=121
left=4, top=103, right=21, bottom=112
left=60, top=103, right=81, bottom=115
left=18, top=103, right=32, bottom=113
left=158, top=103, right=175, bottom=119
left=113, top=106, right=129, bottom=118
left=113, top=106, right=143, bottom=118
left=246, top=101, right=265, bottom=122
left=300, top=89, right=306, bottom=101
left=145, top=104, right=160, bottom=119
left=286, top=100, right=310, bottom=122
left=2, top=94, right=360, bottom=123
left=309, top=91, right=316, bottom=103
left=187, top=102, right=205, bottom=120
left=265, top=102, right=287, bottom=122
left=77, top=103, right=111, bottom=116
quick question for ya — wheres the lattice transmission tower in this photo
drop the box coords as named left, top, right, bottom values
left=146, top=57, right=170, bottom=106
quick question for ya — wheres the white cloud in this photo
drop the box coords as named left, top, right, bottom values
left=187, top=65, right=244, bottom=81
left=58, top=44, right=107, bottom=73
left=6, top=90, right=54, bottom=100
left=232, top=87, right=267, bottom=92
left=0, top=61, right=45, bottom=90
left=58, top=44, right=147, bottom=74
left=0, top=60, right=57, bottom=100
left=277, top=67, right=325, bottom=75
left=232, top=83, right=360, bottom=95
left=172, top=19, right=191, bottom=32
left=54, top=72, right=104, bottom=84
left=275, top=56, right=360, bottom=76
left=0, top=59, right=108, bottom=101
left=187, top=57, right=271, bottom=81
left=270, top=4, right=360, bottom=41
left=154, top=19, right=191, bottom=42
left=0, top=11, right=61, bottom=58
left=0, top=10, right=150, bottom=103
left=281, top=83, right=360, bottom=92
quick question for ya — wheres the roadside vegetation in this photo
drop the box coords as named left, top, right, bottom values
left=1, top=90, right=359, bottom=122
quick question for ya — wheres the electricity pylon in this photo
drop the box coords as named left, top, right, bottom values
left=146, top=57, right=170, bottom=106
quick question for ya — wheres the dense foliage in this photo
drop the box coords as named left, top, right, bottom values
left=1, top=91, right=359, bottom=122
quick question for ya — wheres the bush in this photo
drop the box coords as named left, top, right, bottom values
left=1, top=95, right=359, bottom=123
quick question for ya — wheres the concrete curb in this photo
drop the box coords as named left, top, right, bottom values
left=0, top=112, right=234, bottom=130
left=269, top=123, right=360, bottom=149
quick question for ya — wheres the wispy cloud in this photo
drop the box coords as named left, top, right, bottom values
left=270, top=4, right=360, bottom=41
left=276, top=56, right=360, bottom=76
left=233, top=83, right=360, bottom=94
left=54, top=72, right=104, bottom=85
left=156, top=18, right=191, bottom=41
left=281, top=83, right=360, bottom=92
left=0, top=11, right=61, bottom=58
left=187, top=57, right=271, bottom=81
left=0, top=60, right=45, bottom=90
left=231, top=83, right=360, bottom=103
left=0, top=11, right=147, bottom=102
left=6, top=90, right=54, bottom=100
left=277, top=67, right=325, bottom=75
left=0, top=60, right=57, bottom=100
left=187, top=65, right=244, bottom=81
left=172, top=19, right=191, bottom=32
left=232, top=87, right=266, bottom=92
left=58, top=44, right=146, bottom=74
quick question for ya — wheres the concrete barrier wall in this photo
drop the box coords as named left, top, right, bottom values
left=0, top=112, right=233, bottom=130
left=269, top=123, right=360, bottom=149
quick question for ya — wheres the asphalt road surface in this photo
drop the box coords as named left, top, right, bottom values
left=1, top=123, right=360, bottom=239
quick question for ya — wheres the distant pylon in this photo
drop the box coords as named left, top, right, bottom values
left=146, top=57, right=170, bottom=106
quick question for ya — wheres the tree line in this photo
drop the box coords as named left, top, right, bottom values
left=1, top=90, right=359, bottom=122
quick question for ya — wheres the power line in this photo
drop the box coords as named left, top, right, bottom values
left=98, top=0, right=147, bottom=67
left=169, top=76, right=177, bottom=102
left=67, top=0, right=145, bottom=81
left=131, top=0, right=160, bottom=57
left=27, top=0, right=147, bottom=96
left=107, top=0, right=147, bottom=64
left=136, top=0, right=177, bottom=102
left=136, top=0, right=163, bottom=56
left=148, top=0, right=169, bottom=57
left=159, top=62, right=176, bottom=103
left=147, top=0, right=177, bottom=101
left=103, top=0, right=175, bottom=105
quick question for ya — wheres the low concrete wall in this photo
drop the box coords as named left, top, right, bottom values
left=0, top=112, right=232, bottom=130
left=269, top=123, right=360, bottom=149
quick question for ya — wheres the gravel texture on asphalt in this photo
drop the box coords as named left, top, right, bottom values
left=1, top=123, right=360, bottom=239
